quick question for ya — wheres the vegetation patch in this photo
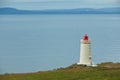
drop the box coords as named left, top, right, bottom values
left=0, top=62, right=120, bottom=80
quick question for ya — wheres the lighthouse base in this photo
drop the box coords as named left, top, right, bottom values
left=77, top=63, right=97, bottom=67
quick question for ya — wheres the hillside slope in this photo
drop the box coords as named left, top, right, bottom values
left=0, top=62, right=120, bottom=80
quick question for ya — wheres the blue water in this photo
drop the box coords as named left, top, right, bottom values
left=0, top=14, right=120, bottom=74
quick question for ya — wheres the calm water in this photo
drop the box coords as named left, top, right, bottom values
left=0, top=14, right=120, bottom=74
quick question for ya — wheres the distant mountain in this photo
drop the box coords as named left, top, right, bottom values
left=0, top=7, right=120, bottom=14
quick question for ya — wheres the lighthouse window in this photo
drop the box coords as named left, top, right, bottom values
left=89, top=57, right=91, bottom=60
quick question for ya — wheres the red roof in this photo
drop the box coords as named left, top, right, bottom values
left=83, top=34, right=89, bottom=41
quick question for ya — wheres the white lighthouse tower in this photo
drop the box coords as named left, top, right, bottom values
left=77, top=34, right=93, bottom=66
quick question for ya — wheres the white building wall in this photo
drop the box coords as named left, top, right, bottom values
left=78, top=40, right=92, bottom=66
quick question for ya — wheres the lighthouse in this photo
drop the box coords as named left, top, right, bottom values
left=77, top=34, right=93, bottom=66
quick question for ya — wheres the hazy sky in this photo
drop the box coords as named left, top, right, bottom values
left=0, top=0, right=120, bottom=10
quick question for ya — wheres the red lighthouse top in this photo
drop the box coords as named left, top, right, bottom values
left=83, top=34, right=89, bottom=41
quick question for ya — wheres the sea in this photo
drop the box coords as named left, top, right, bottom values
left=0, top=14, right=120, bottom=74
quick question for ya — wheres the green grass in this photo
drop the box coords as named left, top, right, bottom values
left=0, top=62, right=120, bottom=80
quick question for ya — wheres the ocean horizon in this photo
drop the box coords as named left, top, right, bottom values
left=0, top=7, right=120, bottom=14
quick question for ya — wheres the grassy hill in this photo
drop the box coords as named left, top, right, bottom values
left=0, top=62, right=120, bottom=80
